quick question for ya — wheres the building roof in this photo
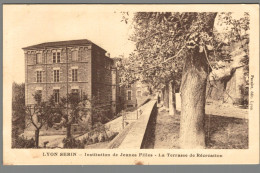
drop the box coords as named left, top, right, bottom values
left=22, top=39, right=106, bottom=52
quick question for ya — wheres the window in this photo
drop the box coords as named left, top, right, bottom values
left=72, top=50, right=78, bottom=62
left=72, top=69, right=78, bottom=82
left=72, top=89, right=79, bottom=98
left=57, top=52, right=61, bottom=63
left=53, top=53, right=56, bottom=63
left=72, top=89, right=79, bottom=94
left=53, top=70, right=60, bottom=82
left=53, top=52, right=61, bottom=63
left=35, top=90, right=42, bottom=103
left=53, top=89, right=60, bottom=103
left=36, top=71, right=42, bottom=83
left=36, top=53, right=42, bottom=64
left=137, top=90, right=141, bottom=97
left=127, top=90, right=132, bottom=100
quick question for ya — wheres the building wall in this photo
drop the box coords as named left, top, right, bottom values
left=111, top=57, right=125, bottom=115
left=25, top=46, right=92, bottom=105
left=123, top=81, right=150, bottom=109
left=111, top=68, right=117, bottom=117
left=91, top=46, right=114, bottom=122
left=124, top=84, right=137, bottom=108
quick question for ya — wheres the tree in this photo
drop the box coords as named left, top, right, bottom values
left=122, top=12, right=249, bottom=148
left=56, top=92, right=92, bottom=138
left=12, top=82, right=26, bottom=147
left=208, top=12, right=250, bottom=105
left=121, top=12, right=217, bottom=148
left=25, top=91, right=58, bottom=147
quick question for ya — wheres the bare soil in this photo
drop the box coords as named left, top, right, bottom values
left=153, top=106, right=248, bottom=149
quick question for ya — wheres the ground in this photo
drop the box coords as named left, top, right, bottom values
left=85, top=141, right=110, bottom=149
left=153, top=103, right=248, bottom=149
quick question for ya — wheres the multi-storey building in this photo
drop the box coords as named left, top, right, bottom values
left=23, top=39, right=116, bottom=127
left=111, top=58, right=125, bottom=115
left=124, top=81, right=150, bottom=109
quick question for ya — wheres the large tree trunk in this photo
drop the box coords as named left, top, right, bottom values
left=180, top=49, right=209, bottom=148
left=66, top=124, right=72, bottom=138
left=164, top=84, right=169, bottom=109
left=35, top=128, right=40, bottom=148
left=169, top=81, right=176, bottom=116
left=161, top=88, right=165, bottom=105
left=179, top=13, right=217, bottom=149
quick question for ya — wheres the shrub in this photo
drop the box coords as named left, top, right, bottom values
left=13, top=136, right=35, bottom=148
left=62, top=137, right=84, bottom=149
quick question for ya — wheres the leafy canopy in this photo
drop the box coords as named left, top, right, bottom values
left=119, top=12, right=249, bottom=90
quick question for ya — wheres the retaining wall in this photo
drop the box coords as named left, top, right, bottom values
left=108, top=99, right=157, bottom=149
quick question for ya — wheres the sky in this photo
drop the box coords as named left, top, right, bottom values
left=3, top=5, right=249, bottom=84
left=4, top=5, right=135, bottom=83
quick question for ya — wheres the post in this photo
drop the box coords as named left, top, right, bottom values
left=122, top=111, right=125, bottom=129
left=169, top=80, right=176, bottom=116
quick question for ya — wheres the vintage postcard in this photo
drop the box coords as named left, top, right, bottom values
left=3, top=4, right=259, bottom=165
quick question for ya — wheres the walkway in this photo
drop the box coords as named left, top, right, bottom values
left=153, top=105, right=248, bottom=149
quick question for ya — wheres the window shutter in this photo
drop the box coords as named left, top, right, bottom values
left=33, top=54, right=36, bottom=65
left=78, top=49, right=82, bottom=62
left=59, top=69, right=62, bottom=82
left=68, top=51, right=72, bottom=62
left=41, top=70, right=44, bottom=82
left=69, top=69, right=72, bottom=82
left=61, top=51, right=64, bottom=63
left=51, top=69, right=54, bottom=82
left=35, top=71, right=37, bottom=83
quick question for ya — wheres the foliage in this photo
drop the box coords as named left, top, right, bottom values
left=12, top=82, right=26, bottom=145
left=57, top=93, right=89, bottom=125
left=12, top=136, right=35, bottom=148
left=81, top=123, right=119, bottom=146
left=62, top=137, right=84, bottom=149
left=120, top=12, right=250, bottom=93
left=26, top=92, right=59, bottom=130
left=120, top=12, right=249, bottom=148
left=119, top=12, right=220, bottom=91
left=213, top=12, right=249, bottom=80
left=55, top=93, right=108, bottom=138
left=25, top=92, right=59, bottom=147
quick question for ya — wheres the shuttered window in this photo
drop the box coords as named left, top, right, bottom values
left=53, top=52, right=61, bottom=63
left=127, top=90, right=132, bottom=100
left=36, top=53, right=42, bottom=64
left=36, top=71, right=43, bottom=83
left=53, top=70, right=60, bottom=82
left=72, top=69, right=78, bottom=82
left=53, top=89, right=60, bottom=103
left=72, top=50, right=78, bottom=62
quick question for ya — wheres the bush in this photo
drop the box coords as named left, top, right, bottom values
left=12, top=136, right=35, bottom=148
left=62, top=137, right=84, bottom=149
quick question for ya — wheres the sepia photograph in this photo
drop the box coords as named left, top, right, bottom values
left=3, top=4, right=259, bottom=165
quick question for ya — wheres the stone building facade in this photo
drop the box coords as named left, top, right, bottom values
left=124, top=81, right=150, bottom=109
left=23, top=39, right=117, bottom=129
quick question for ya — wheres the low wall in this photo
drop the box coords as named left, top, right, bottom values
left=108, top=100, right=157, bottom=149
left=176, top=93, right=181, bottom=111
